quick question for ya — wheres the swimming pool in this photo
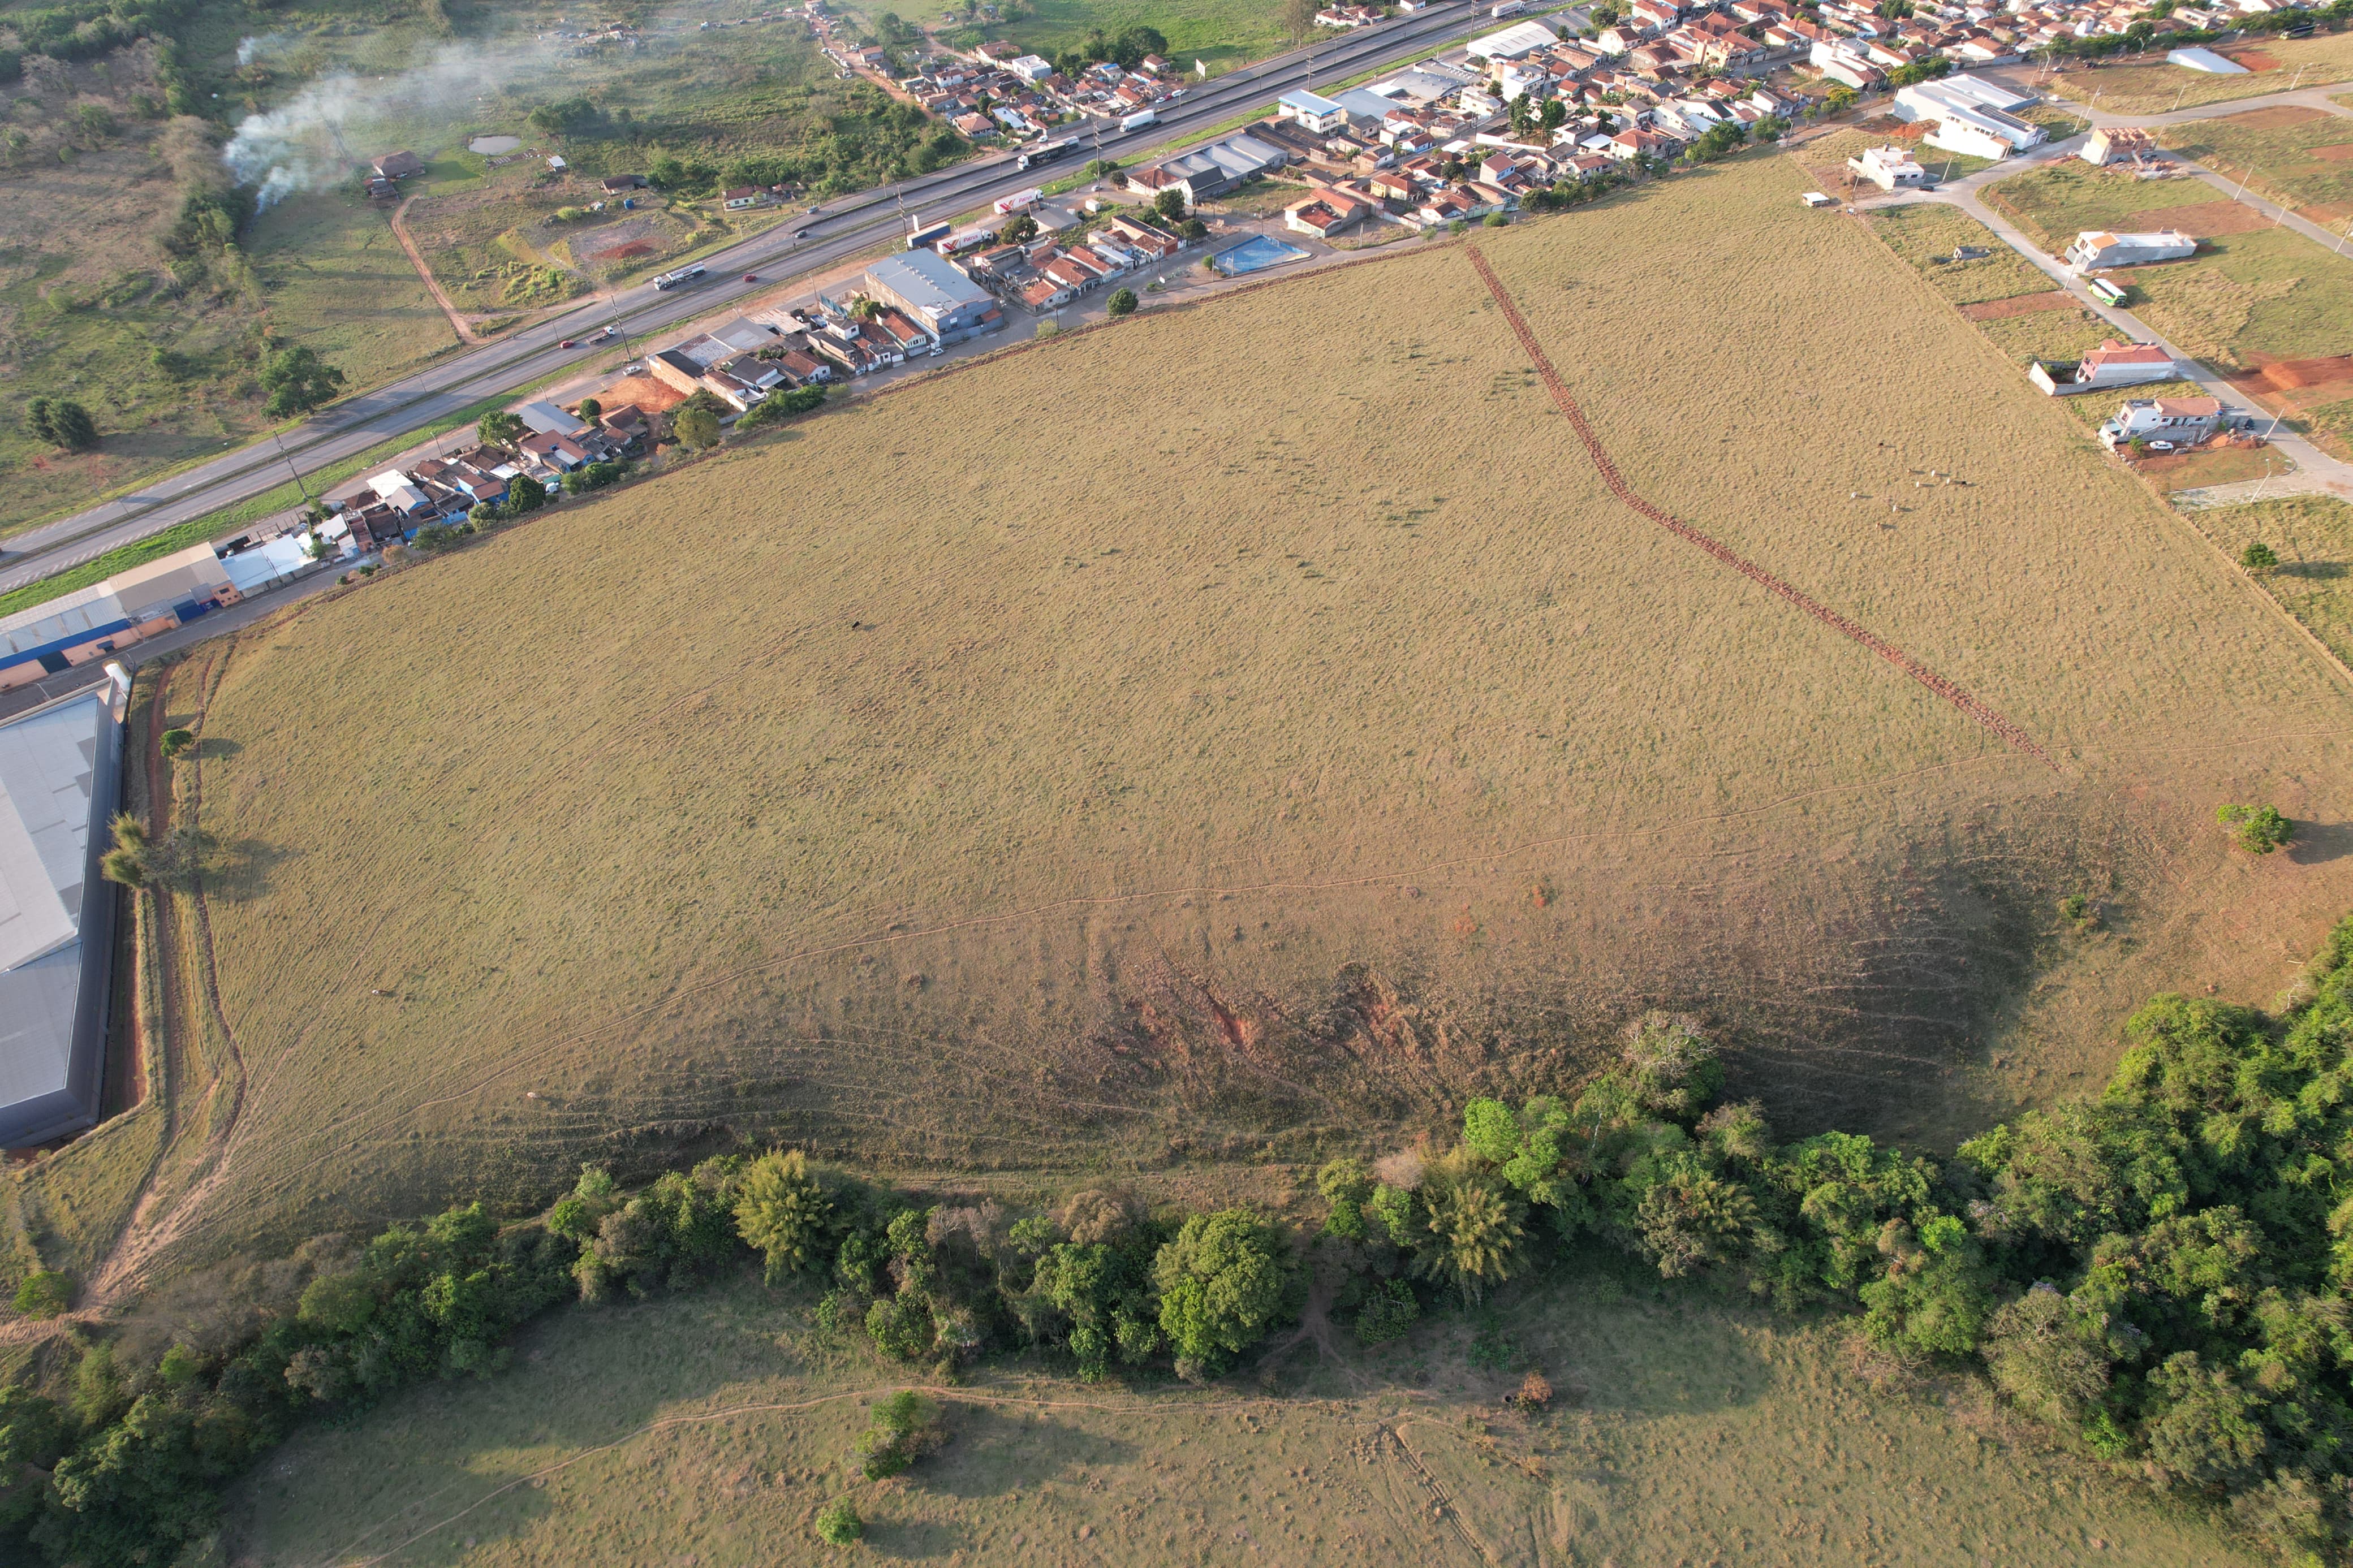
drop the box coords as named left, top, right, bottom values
left=1212, top=234, right=1312, bottom=277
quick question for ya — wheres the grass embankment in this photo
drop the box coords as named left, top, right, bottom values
left=220, top=1264, right=2255, bottom=1567
left=2043, top=29, right=2353, bottom=115
left=125, top=150, right=2353, bottom=1277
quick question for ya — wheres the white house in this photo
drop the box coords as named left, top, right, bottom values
left=1008, top=54, right=1055, bottom=81
left=2098, top=395, right=2223, bottom=448
left=2066, top=229, right=2196, bottom=270
left=1847, top=144, right=1928, bottom=190
left=1277, top=88, right=1350, bottom=134
left=2028, top=339, right=2179, bottom=395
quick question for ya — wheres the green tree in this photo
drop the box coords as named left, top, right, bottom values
left=576, top=398, right=602, bottom=422
left=2238, top=541, right=2277, bottom=571
left=1106, top=286, right=1138, bottom=317
left=11, top=1270, right=70, bottom=1318
left=1154, top=188, right=1187, bottom=223
left=673, top=405, right=722, bottom=451
left=1153, top=1209, right=1290, bottom=1377
left=999, top=212, right=1039, bottom=244
left=735, top=1150, right=834, bottom=1280
left=259, top=344, right=347, bottom=418
left=25, top=396, right=98, bottom=452
left=815, top=1496, right=864, bottom=1545
left=2216, top=803, right=2290, bottom=856
left=855, top=1389, right=947, bottom=1478
left=1317, top=1157, right=1374, bottom=1238
left=1411, top=1154, right=1525, bottom=1302
left=479, top=410, right=526, bottom=449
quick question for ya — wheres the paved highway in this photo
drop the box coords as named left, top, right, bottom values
left=1, top=0, right=1499, bottom=595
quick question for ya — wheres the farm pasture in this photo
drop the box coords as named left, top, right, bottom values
left=156, top=152, right=2353, bottom=1271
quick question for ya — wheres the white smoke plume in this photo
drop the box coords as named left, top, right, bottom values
left=222, top=41, right=546, bottom=209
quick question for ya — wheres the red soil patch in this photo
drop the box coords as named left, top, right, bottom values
left=2313, top=142, right=2353, bottom=162
left=1960, top=290, right=2077, bottom=320
left=597, top=373, right=688, bottom=413
left=601, top=240, right=660, bottom=261
left=2128, top=198, right=2270, bottom=236
left=2254, top=353, right=2353, bottom=391
left=2225, top=48, right=2282, bottom=71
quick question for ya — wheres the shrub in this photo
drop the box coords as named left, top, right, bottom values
left=2216, top=803, right=2290, bottom=855
left=2239, top=541, right=2278, bottom=572
left=1354, top=1278, right=1419, bottom=1344
left=12, top=1271, right=71, bottom=1319
left=735, top=1150, right=833, bottom=1280
left=815, top=1496, right=864, bottom=1545
left=24, top=396, right=98, bottom=452
left=1106, top=286, right=1137, bottom=317
left=738, top=385, right=826, bottom=432
left=159, top=728, right=195, bottom=760
left=855, top=1389, right=946, bottom=1479
left=1481, top=209, right=1508, bottom=227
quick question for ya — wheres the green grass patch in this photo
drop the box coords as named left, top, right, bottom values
left=2132, top=226, right=2353, bottom=369
left=1979, top=303, right=2124, bottom=367
left=1983, top=159, right=2219, bottom=253
left=2195, top=494, right=2353, bottom=666
left=2161, top=105, right=2353, bottom=226
left=1868, top=202, right=2054, bottom=304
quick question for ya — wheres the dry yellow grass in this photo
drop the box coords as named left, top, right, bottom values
left=2042, top=31, right=2353, bottom=115
left=217, top=1262, right=2257, bottom=1567
left=156, top=152, right=2353, bottom=1267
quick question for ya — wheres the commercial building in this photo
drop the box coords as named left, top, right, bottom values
left=1277, top=89, right=1351, bottom=135
left=2066, top=229, right=2197, bottom=270
left=1894, top=75, right=2045, bottom=161
left=0, top=672, right=128, bottom=1147
left=862, top=250, right=1001, bottom=343
left=1466, top=19, right=1559, bottom=59
left=0, top=545, right=235, bottom=694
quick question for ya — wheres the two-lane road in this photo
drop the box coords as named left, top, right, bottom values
left=2, top=0, right=1503, bottom=595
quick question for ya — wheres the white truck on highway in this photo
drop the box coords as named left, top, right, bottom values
left=1121, top=109, right=1158, bottom=133
left=653, top=262, right=708, bottom=291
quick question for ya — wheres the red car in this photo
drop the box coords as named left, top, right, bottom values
left=742, top=272, right=758, bottom=283
left=558, top=338, right=577, bottom=348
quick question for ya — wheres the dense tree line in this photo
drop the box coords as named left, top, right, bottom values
left=14, top=919, right=2353, bottom=1563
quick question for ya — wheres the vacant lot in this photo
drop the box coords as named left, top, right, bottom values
left=934, top=0, right=1289, bottom=75
left=1988, top=161, right=2353, bottom=369
left=219, top=1259, right=2256, bottom=1567
left=2162, top=103, right=2353, bottom=226
left=2196, top=495, right=2353, bottom=666
left=2042, top=30, right=2353, bottom=114
left=147, top=152, right=2353, bottom=1272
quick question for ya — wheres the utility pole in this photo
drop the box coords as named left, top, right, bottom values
left=271, top=428, right=313, bottom=508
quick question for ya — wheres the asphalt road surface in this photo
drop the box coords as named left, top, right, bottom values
left=1, top=0, right=1506, bottom=597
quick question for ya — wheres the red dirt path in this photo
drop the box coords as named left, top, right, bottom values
left=1462, top=243, right=2058, bottom=771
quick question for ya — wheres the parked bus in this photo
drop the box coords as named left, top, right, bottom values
left=1018, top=139, right=1077, bottom=172
left=1121, top=109, right=1158, bottom=133
left=2086, top=277, right=2128, bottom=307
left=994, top=187, right=1044, bottom=215
left=906, top=221, right=951, bottom=250
left=653, top=262, right=708, bottom=291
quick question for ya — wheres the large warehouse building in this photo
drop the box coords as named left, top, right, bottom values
left=0, top=669, right=129, bottom=1147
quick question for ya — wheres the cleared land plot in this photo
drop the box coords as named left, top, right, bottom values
left=2196, top=495, right=2353, bottom=666
left=1866, top=201, right=2053, bottom=305
left=933, top=0, right=1288, bottom=75
left=1988, top=162, right=2353, bottom=369
left=2161, top=103, right=2353, bottom=227
left=2041, top=31, right=2353, bottom=114
left=159, top=153, right=2353, bottom=1271
left=219, top=1260, right=2257, bottom=1567
left=244, top=191, right=463, bottom=387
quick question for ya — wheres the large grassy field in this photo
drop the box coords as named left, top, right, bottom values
left=131, top=149, right=2353, bottom=1275
left=2039, top=29, right=2353, bottom=115
left=933, top=0, right=1290, bottom=75
left=217, top=1258, right=2255, bottom=1567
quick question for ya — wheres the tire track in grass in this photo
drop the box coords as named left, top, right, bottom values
left=1461, top=243, right=2059, bottom=771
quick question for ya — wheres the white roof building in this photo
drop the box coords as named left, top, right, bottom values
left=2167, top=45, right=2248, bottom=73
left=0, top=679, right=127, bottom=1147
left=1466, top=19, right=1559, bottom=58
